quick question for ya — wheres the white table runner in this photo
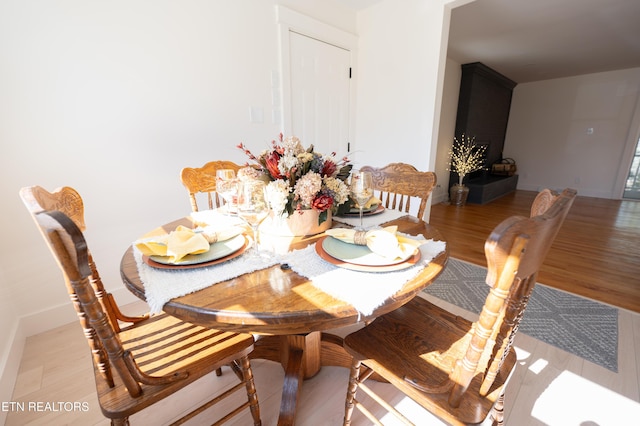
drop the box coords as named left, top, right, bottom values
left=134, top=208, right=445, bottom=316
left=134, top=246, right=283, bottom=314
left=134, top=237, right=445, bottom=316
left=285, top=237, right=446, bottom=316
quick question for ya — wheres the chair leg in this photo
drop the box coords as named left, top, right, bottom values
left=344, top=358, right=362, bottom=426
left=490, top=391, right=505, bottom=426
left=215, top=367, right=222, bottom=376
left=111, top=418, right=129, bottom=426
left=239, top=355, right=262, bottom=426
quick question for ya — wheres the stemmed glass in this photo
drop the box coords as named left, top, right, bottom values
left=349, top=170, right=374, bottom=229
left=237, top=180, right=270, bottom=257
left=216, top=169, right=238, bottom=215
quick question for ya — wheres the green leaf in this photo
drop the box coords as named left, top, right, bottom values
left=335, top=199, right=353, bottom=216
left=336, top=164, right=353, bottom=181
left=318, top=210, right=328, bottom=224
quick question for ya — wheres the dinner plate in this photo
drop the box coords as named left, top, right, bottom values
left=144, top=234, right=247, bottom=269
left=316, top=236, right=421, bottom=272
left=342, top=204, right=385, bottom=217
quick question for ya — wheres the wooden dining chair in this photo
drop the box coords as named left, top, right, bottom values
left=25, top=208, right=262, bottom=425
left=342, top=188, right=577, bottom=426
left=180, top=160, right=243, bottom=211
left=20, top=185, right=148, bottom=332
left=530, top=188, right=559, bottom=217
left=360, top=163, right=437, bottom=220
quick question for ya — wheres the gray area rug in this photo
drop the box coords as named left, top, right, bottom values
left=423, top=258, right=618, bottom=372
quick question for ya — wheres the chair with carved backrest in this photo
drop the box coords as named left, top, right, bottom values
left=342, top=188, right=577, bottom=425
left=359, top=163, right=437, bottom=220
left=180, top=160, right=243, bottom=212
left=530, top=188, right=559, bottom=217
left=23, top=206, right=262, bottom=425
left=20, top=185, right=148, bottom=332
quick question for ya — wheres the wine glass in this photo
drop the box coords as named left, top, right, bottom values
left=349, top=170, right=374, bottom=229
left=237, top=180, right=270, bottom=257
left=216, top=169, right=238, bottom=214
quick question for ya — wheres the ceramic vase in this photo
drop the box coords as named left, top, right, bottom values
left=260, top=209, right=332, bottom=237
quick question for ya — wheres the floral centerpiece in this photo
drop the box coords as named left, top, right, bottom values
left=448, top=134, right=487, bottom=186
left=237, top=133, right=352, bottom=226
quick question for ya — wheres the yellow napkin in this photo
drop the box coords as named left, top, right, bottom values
left=358, top=196, right=380, bottom=209
left=325, top=226, right=417, bottom=260
left=135, top=225, right=243, bottom=263
left=366, top=196, right=381, bottom=209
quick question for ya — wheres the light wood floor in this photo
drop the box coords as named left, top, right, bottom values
left=6, top=190, right=640, bottom=425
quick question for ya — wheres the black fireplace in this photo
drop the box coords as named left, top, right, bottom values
left=449, top=62, right=518, bottom=204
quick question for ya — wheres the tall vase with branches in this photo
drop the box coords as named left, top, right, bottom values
left=448, top=135, right=487, bottom=206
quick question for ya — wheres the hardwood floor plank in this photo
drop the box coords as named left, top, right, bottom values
left=429, top=190, right=640, bottom=313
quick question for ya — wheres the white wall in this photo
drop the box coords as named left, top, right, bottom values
left=353, top=0, right=458, bottom=217
left=433, top=58, right=462, bottom=204
left=0, top=0, right=456, bottom=412
left=0, top=0, right=360, bottom=412
left=504, top=67, right=640, bottom=198
left=352, top=0, right=451, bottom=173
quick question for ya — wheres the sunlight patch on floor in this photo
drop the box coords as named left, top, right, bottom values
left=528, top=358, right=549, bottom=374
left=532, top=370, right=640, bottom=425
left=376, top=396, right=446, bottom=425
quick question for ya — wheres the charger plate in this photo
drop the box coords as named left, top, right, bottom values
left=341, top=204, right=385, bottom=217
left=144, top=234, right=247, bottom=270
left=315, top=236, right=420, bottom=272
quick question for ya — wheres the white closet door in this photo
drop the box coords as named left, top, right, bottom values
left=289, top=31, right=351, bottom=156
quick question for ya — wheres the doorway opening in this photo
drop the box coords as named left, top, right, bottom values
left=623, top=137, right=640, bottom=200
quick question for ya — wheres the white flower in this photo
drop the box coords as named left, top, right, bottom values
left=238, top=166, right=262, bottom=181
left=297, top=152, right=314, bottom=163
left=324, top=177, right=350, bottom=204
left=294, top=171, right=322, bottom=208
left=281, top=136, right=304, bottom=156
left=265, top=180, right=290, bottom=216
left=278, top=154, right=299, bottom=176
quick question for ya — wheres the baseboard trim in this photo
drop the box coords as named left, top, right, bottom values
left=516, top=183, right=615, bottom=199
left=0, top=323, right=25, bottom=426
left=432, top=191, right=448, bottom=205
left=0, top=299, right=76, bottom=424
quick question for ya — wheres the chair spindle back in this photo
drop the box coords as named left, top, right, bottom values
left=180, top=160, right=242, bottom=211
left=360, top=163, right=436, bottom=220
left=447, top=188, right=576, bottom=406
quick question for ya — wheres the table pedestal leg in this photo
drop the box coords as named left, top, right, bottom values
left=250, top=331, right=352, bottom=426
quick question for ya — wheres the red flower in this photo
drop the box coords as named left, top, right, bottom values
left=321, top=159, right=337, bottom=177
left=312, top=194, right=334, bottom=212
left=264, top=151, right=283, bottom=179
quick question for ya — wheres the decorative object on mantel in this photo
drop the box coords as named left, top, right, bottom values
left=491, top=157, right=518, bottom=176
left=238, top=133, right=352, bottom=236
left=447, top=134, right=487, bottom=206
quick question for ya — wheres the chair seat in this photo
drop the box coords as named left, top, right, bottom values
left=343, top=296, right=517, bottom=425
left=95, top=313, right=255, bottom=419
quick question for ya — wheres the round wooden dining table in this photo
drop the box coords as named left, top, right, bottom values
left=120, top=214, right=448, bottom=425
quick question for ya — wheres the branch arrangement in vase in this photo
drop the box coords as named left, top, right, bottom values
left=448, top=134, right=487, bottom=186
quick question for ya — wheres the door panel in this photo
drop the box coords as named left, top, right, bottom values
left=289, top=31, right=351, bottom=156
